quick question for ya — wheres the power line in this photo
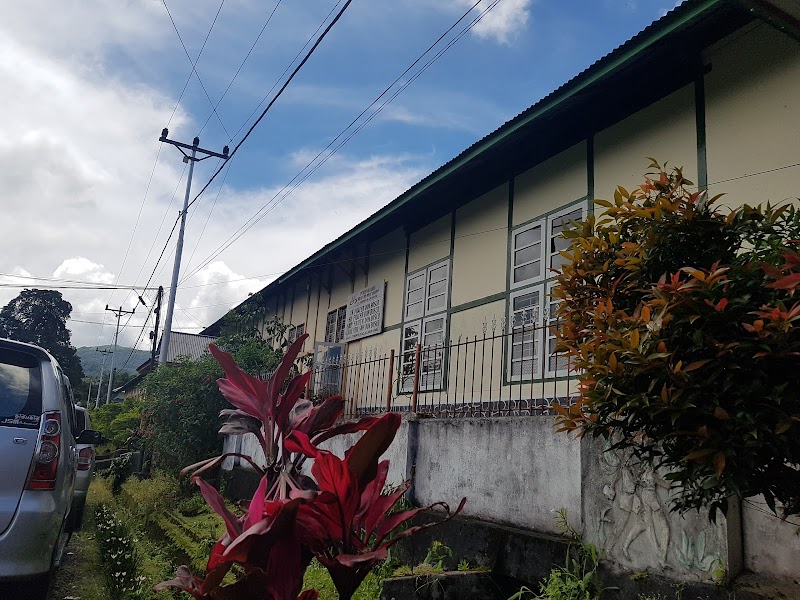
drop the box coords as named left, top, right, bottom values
left=229, top=0, right=348, bottom=144
left=179, top=0, right=500, bottom=283
left=161, top=0, right=231, bottom=138
left=0, top=283, right=160, bottom=291
left=184, top=0, right=355, bottom=213
left=103, top=0, right=224, bottom=347
left=197, top=0, right=285, bottom=137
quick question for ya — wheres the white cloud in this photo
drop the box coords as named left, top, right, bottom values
left=456, top=0, right=533, bottom=45
left=174, top=150, right=428, bottom=329
left=53, top=258, right=115, bottom=284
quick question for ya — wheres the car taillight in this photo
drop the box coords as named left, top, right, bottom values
left=77, top=447, right=94, bottom=471
left=27, top=411, right=61, bottom=490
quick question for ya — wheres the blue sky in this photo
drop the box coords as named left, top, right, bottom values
left=0, top=0, right=679, bottom=352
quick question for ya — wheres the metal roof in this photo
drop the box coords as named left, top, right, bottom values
left=163, top=331, right=217, bottom=363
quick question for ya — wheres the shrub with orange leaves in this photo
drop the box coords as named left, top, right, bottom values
left=553, top=161, right=800, bottom=518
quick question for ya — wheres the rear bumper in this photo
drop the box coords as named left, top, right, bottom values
left=0, top=492, right=65, bottom=578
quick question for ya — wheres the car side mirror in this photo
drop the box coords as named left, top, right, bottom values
left=76, top=429, right=103, bottom=445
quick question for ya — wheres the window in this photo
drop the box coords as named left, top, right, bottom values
left=405, top=260, right=450, bottom=320
left=510, top=201, right=587, bottom=287
left=0, top=347, right=42, bottom=429
left=324, top=306, right=348, bottom=343
left=336, top=306, right=347, bottom=342
left=511, top=220, right=544, bottom=287
left=547, top=204, right=586, bottom=274
left=544, top=281, right=570, bottom=377
left=287, top=323, right=305, bottom=344
left=508, top=287, right=544, bottom=381
left=400, top=316, right=445, bottom=392
left=325, top=311, right=337, bottom=343
left=401, top=260, right=450, bottom=392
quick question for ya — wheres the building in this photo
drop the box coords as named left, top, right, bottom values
left=111, top=331, right=218, bottom=401
left=204, top=0, right=800, bottom=417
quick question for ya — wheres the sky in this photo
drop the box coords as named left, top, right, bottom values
left=0, top=0, right=682, bottom=367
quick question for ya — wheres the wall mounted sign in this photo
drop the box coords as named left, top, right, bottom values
left=343, top=282, right=385, bottom=342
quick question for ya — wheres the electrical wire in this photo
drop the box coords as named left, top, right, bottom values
left=178, top=0, right=500, bottom=283
left=184, top=0, right=355, bottom=213
left=118, top=295, right=158, bottom=371
left=197, top=0, right=285, bottom=137
left=161, top=0, right=231, bottom=138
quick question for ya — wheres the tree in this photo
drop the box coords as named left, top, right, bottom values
left=554, top=163, right=800, bottom=518
left=0, top=289, right=85, bottom=385
left=141, top=334, right=284, bottom=475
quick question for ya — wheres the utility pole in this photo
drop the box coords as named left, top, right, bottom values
left=150, top=286, right=164, bottom=368
left=158, top=129, right=229, bottom=365
left=105, top=305, right=136, bottom=405
left=94, top=348, right=112, bottom=408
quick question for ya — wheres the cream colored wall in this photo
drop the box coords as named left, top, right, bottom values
left=594, top=84, right=697, bottom=201
left=452, top=184, right=508, bottom=307
left=328, top=263, right=353, bottom=311
left=367, top=227, right=406, bottom=328
left=513, top=141, right=587, bottom=227
left=705, top=23, right=800, bottom=208
left=339, top=328, right=402, bottom=416
left=408, top=214, right=451, bottom=273
left=307, top=278, right=325, bottom=347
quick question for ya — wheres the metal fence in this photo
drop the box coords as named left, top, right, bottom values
left=309, top=320, right=578, bottom=419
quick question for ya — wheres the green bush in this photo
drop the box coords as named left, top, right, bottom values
left=107, top=453, right=134, bottom=494
left=141, top=335, right=282, bottom=475
left=90, top=397, right=143, bottom=450
left=554, top=163, right=800, bottom=517
left=119, top=472, right=180, bottom=525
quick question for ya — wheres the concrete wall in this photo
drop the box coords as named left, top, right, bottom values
left=222, top=411, right=799, bottom=584
left=411, top=417, right=581, bottom=536
left=742, top=497, right=800, bottom=580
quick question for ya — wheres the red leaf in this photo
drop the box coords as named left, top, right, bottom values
left=766, top=273, right=800, bottom=290
left=294, top=396, right=345, bottom=436
left=243, top=475, right=269, bottom=531
left=276, top=371, right=314, bottom=431
left=311, top=451, right=360, bottom=526
left=268, top=334, right=309, bottom=405
left=216, top=378, right=262, bottom=419
left=154, top=565, right=205, bottom=598
left=345, top=413, right=401, bottom=490
left=194, top=477, right=241, bottom=540
left=312, top=414, right=378, bottom=446
left=285, top=431, right=319, bottom=458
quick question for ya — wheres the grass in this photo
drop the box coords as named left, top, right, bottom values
left=47, top=518, right=109, bottom=600
left=302, top=559, right=386, bottom=600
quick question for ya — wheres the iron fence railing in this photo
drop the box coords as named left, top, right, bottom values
left=308, top=320, right=578, bottom=419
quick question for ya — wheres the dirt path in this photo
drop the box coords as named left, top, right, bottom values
left=47, top=529, right=108, bottom=600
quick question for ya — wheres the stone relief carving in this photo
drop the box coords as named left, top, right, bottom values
left=594, top=442, right=720, bottom=574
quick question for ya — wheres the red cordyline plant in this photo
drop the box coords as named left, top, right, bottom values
left=157, top=333, right=465, bottom=600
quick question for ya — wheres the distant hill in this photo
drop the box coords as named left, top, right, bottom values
left=77, top=345, right=150, bottom=377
